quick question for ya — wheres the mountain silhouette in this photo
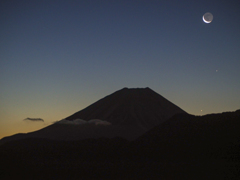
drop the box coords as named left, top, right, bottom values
left=1, top=110, right=239, bottom=179
left=0, top=87, right=186, bottom=144
left=133, top=109, right=240, bottom=161
left=66, top=87, right=186, bottom=128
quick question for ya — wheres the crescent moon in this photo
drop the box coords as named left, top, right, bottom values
left=202, top=16, right=211, bottom=23
left=202, top=12, right=213, bottom=23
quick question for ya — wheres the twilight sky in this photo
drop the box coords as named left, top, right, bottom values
left=1, top=0, right=240, bottom=139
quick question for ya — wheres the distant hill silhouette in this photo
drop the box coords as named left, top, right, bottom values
left=133, top=109, right=240, bottom=161
left=0, top=87, right=186, bottom=143
left=0, top=110, right=239, bottom=179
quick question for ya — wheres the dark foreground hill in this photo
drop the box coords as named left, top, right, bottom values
left=1, top=110, right=240, bottom=180
left=134, top=110, right=240, bottom=161
left=0, top=87, right=186, bottom=144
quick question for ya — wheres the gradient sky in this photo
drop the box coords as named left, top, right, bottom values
left=1, top=0, right=240, bottom=139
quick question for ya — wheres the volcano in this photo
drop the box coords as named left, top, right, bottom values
left=66, top=87, right=186, bottom=128
left=1, top=89, right=239, bottom=179
left=0, top=87, right=186, bottom=143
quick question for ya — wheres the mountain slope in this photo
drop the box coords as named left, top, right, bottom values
left=0, top=87, right=186, bottom=144
left=1, top=110, right=240, bottom=180
left=66, top=87, right=186, bottom=129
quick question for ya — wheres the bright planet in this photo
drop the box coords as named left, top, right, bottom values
left=203, top=12, right=213, bottom=23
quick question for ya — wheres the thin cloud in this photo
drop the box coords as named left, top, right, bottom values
left=88, top=119, right=111, bottom=126
left=24, top=118, right=44, bottom=122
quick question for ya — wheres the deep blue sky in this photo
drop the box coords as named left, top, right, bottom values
left=1, top=0, right=240, bottom=138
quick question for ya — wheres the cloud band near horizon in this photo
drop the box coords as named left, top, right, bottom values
left=24, top=118, right=44, bottom=122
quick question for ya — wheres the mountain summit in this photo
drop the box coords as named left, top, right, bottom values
left=0, top=87, right=186, bottom=143
left=66, top=87, right=186, bottom=130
